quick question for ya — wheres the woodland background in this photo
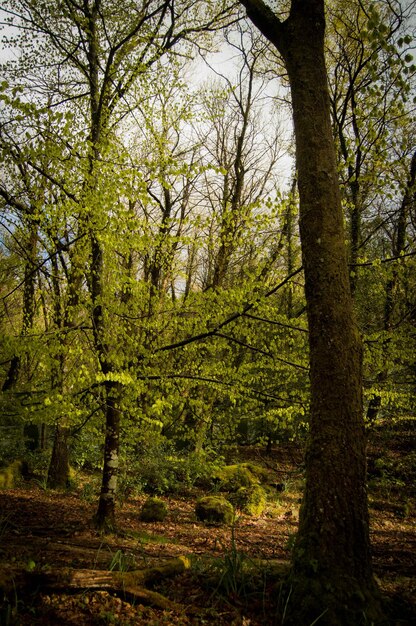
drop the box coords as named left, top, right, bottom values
left=1, top=0, right=414, bottom=497
left=0, top=1, right=415, bottom=624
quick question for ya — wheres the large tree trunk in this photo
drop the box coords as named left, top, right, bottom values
left=240, top=1, right=385, bottom=623
left=284, top=10, right=380, bottom=621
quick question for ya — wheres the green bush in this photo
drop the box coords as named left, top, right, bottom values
left=0, top=460, right=24, bottom=489
left=119, top=440, right=224, bottom=495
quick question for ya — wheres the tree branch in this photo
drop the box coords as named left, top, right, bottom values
left=239, top=0, right=285, bottom=50
left=156, top=266, right=303, bottom=353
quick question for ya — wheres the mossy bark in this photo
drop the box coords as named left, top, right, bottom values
left=240, top=1, right=385, bottom=623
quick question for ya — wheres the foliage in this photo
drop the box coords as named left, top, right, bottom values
left=0, top=460, right=25, bottom=489
left=214, top=463, right=260, bottom=491
left=119, top=437, right=224, bottom=496
left=108, top=549, right=136, bottom=573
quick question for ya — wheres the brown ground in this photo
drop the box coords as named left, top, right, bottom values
left=0, top=424, right=415, bottom=625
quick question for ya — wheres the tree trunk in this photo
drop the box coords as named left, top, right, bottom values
left=94, top=381, right=122, bottom=531
left=46, top=252, right=79, bottom=489
left=47, top=425, right=70, bottom=489
left=240, top=1, right=385, bottom=623
left=2, top=356, right=21, bottom=392
left=2, top=219, right=37, bottom=391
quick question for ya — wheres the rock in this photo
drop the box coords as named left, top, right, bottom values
left=229, top=485, right=267, bottom=517
left=213, top=462, right=273, bottom=493
left=195, top=496, right=235, bottom=525
left=213, top=464, right=259, bottom=492
left=0, top=460, right=25, bottom=489
left=140, top=497, right=168, bottom=522
left=241, top=462, right=271, bottom=483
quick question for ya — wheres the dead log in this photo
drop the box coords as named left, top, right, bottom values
left=1, top=556, right=190, bottom=611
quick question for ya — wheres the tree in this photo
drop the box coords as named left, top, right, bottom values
left=366, top=148, right=416, bottom=423
left=239, top=0, right=385, bottom=623
left=0, top=93, right=99, bottom=479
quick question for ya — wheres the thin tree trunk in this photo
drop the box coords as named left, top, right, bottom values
left=2, top=356, right=21, bottom=392
left=47, top=425, right=70, bottom=489
left=284, top=176, right=297, bottom=318
left=89, top=223, right=125, bottom=530
left=2, top=221, right=37, bottom=391
left=85, top=4, right=121, bottom=529
left=94, top=381, right=122, bottom=530
left=46, top=246, right=82, bottom=489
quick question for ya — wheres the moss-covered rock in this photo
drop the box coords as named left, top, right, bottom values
left=0, top=460, right=25, bottom=489
left=140, top=497, right=168, bottom=522
left=214, top=464, right=259, bottom=492
left=229, top=485, right=267, bottom=517
left=242, top=462, right=271, bottom=484
left=195, top=496, right=235, bottom=525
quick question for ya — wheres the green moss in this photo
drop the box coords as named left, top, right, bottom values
left=213, top=462, right=273, bottom=493
left=229, top=485, right=267, bottom=516
left=0, top=460, right=23, bottom=489
left=242, top=462, right=271, bottom=483
left=214, top=464, right=260, bottom=492
left=195, top=496, right=235, bottom=525
left=140, top=497, right=168, bottom=522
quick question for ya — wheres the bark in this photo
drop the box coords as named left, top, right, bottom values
left=93, top=381, right=122, bottom=531
left=240, top=0, right=385, bottom=623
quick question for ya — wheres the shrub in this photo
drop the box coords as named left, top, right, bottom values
left=0, top=460, right=25, bottom=489
left=119, top=441, right=224, bottom=496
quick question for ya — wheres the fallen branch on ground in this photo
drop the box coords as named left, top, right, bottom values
left=1, top=556, right=190, bottom=611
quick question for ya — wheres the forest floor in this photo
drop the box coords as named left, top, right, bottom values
left=0, top=420, right=415, bottom=626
